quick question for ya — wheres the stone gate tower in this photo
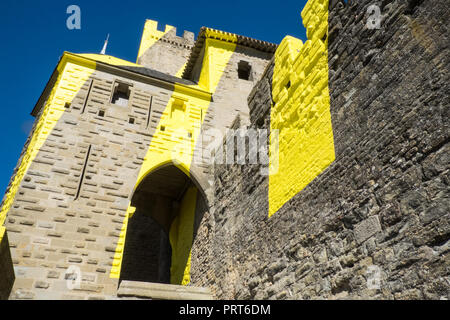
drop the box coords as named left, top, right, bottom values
left=0, top=20, right=276, bottom=299
left=1, top=0, right=448, bottom=301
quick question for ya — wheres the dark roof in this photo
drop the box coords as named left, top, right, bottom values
left=182, top=27, right=278, bottom=79
left=70, top=53, right=197, bottom=86
left=117, top=65, right=196, bottom=86
left=31, top=53, right=199, bottom=117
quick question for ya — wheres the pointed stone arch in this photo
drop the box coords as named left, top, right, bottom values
left=119, top=162, right=209, bottom=285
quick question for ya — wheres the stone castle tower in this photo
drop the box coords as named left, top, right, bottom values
left=0, top=0, right=449, bottom=300
left=0, top=18, right=276, bottom=299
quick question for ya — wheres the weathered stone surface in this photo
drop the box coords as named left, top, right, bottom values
left=1, top=0, right=448, bottom=301
left=1, top=16, right=273, bottom=299
left=0, top=229, right=15, bottom=300
left=190, top=0, right=450, bottom=300
left=354, top=216, right=382, bottom=244
left=117, top=280, right=213, bottom=300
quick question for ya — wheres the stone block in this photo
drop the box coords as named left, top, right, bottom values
left=354, top=216, right=382, bottom=244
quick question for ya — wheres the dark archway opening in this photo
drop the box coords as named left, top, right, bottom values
left=119, top=164, right=208, bottom=285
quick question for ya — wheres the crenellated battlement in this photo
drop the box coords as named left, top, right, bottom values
left=141, top=20, right=195, bottom=46
left=137, top=20, right=196, bottom=77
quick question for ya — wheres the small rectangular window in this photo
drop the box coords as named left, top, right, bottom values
left=98, top=110, right=105, bottom=117
left=238, top=61, right=252, bottom=81
left=129, top=117, right=135, bottom=124
left=111, top=82, right=131, bottom=107
left=170, top=98, right=186, bottom=120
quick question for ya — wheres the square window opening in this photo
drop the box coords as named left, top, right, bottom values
left=238, top=61, right=252, bottom=81
left=112, top=82, right=131, bottom=107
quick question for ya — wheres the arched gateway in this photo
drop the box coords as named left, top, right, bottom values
left=119, top=164, right=208, bottom=286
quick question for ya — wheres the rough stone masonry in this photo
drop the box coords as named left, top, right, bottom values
left=189, top=0, right=449, bottom=299
left=0, top=0, right=448, bottom=300
left=0, top=27, right=274, bottom=299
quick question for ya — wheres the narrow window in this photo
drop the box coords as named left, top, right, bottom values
left=81, top=80, right=94, bottom=114
left=111, top=82, right=131, bottom=107
left=161, top=126, right=166, bottom=132
left=75, top=145, right=92, bottom=200
left=129, top=117, right=135, bottom=124
left=64, top=102, right=71, bottom=109
left=146, top=96, right=153, bottom=129
left=238, top=61, right=252, bottom=80
left=98, top=110, right=105, bottom=117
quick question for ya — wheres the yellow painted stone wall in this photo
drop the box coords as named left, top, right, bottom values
left=269, top=0, right=335, bottom=217
left=198, top=37, right=237, bottom=92
left=109, top=68, right=210, bottom=280
left=0, top=56, right=97, bottom=228
left=0, top=226, right=5, bottom=243
left=0, top=52, right=144, bottom=278
left=111, top=33, right=238, bottom=280
left=169, top=186, right=198, bottom=285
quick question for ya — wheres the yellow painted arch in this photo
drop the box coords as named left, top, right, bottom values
left=110, top=34, right=237, bottom=280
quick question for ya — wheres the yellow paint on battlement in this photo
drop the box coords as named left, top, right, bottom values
left=137, top=20, right=175, bottom=62
left=269, top=0, right=334, bottom=217
left=175, top=63, right=188, bottom=78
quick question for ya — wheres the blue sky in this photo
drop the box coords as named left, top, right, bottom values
left=0, top=0, right=308, bottom=195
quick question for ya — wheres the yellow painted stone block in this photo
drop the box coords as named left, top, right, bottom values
left=169, top=187, right=198, bottom=285
left=269, top=0, right=334, bottom=217
left=0, top=226, right=5, bottom=242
